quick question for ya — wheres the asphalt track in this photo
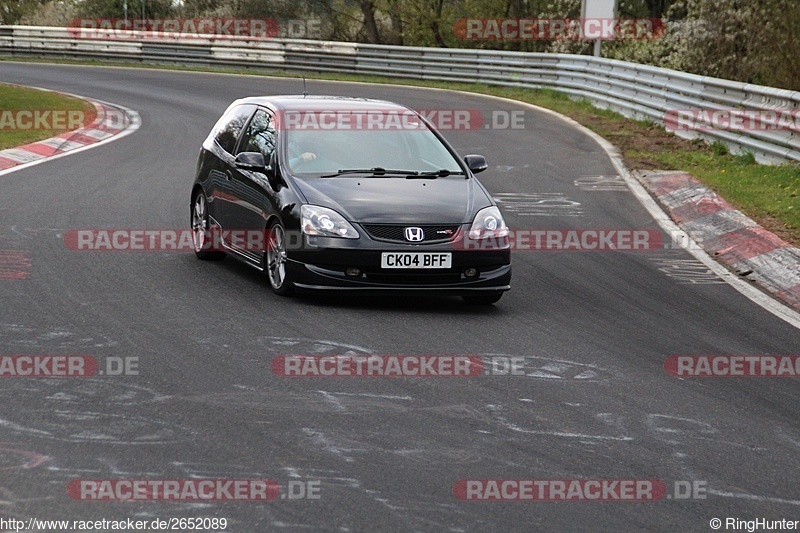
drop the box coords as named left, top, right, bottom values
left=1, top=62, right=800, bottom=531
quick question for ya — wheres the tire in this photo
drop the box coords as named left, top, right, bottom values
left=191, top=190, right=226, bottom=261
left=462, top=291, right=503, bottom=305
left=265, top=219, right=294, bottom=296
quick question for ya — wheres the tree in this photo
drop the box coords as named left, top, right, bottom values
left=1, top=0, right=50, bottom=24
left=665, top=0, right=800, bottom=90
left=76, top=0, right=174, bottom=19
left=358, top=0, right=381, bottom=43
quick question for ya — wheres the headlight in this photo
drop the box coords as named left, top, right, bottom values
left=469, top=206, right=508, bottom=240
left=301, top=205, right=359, bottom=239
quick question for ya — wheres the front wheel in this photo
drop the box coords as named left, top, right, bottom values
left=462, top=291, right=503, bottom=305
left=265, top=220, right=294, bottom=296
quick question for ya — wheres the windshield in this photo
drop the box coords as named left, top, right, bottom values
left=283, top=126, right=463, bottom=175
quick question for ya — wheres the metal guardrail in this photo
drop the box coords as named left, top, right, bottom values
left=2, top=25, right=799, bottom=164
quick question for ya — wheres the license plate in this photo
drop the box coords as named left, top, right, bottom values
left=381, top=252, right=452, bottom=269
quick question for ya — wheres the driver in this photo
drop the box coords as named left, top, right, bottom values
left=287, top=134, right=318, bottom=169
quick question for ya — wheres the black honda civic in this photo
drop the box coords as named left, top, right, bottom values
left=190, top=95, right=511, bottom=304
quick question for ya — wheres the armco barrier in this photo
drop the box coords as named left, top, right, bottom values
left=1, top=25, right=799, bottom=164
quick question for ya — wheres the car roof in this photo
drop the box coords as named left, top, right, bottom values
left=231, top=95, right=413, bottom=113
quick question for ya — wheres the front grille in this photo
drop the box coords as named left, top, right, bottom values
left=362, top=224, right=460, bottom=243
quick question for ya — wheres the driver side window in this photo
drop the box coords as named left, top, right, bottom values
left=237, top=109, right=277, bottom=161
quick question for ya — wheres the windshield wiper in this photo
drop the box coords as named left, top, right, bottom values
left=320, top=167, right=420, bottom=178
left=411, top=169, right=466, bottom=178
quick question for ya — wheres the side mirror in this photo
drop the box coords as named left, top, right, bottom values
left=235, top=152, right=267, bottom=172
left=464, top=154, right=488, bottom=174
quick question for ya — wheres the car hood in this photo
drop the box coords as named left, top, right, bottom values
left=292, top=176, right=490, bottom=224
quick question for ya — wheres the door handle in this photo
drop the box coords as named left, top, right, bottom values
left=225, top=169, right=233, bottom=180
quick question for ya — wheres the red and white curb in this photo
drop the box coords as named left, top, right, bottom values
left=636, top=170, right=800, bottom=311
left=0, top=89, right=140, bottom=176
left=0, top=86, right=139, bottom=281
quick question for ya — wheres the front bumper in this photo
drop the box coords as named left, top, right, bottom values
left=287, top=236, right=511, bottom=293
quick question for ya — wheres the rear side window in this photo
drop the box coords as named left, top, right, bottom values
left=237, top=109, right=277, bottom=159
left=211, top=104, right=256, bottom=154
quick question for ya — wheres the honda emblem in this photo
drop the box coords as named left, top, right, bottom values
left=404, top=227, right=424, bottom=242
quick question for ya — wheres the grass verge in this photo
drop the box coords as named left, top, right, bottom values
left=0, top=82, right=96, bottom=150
